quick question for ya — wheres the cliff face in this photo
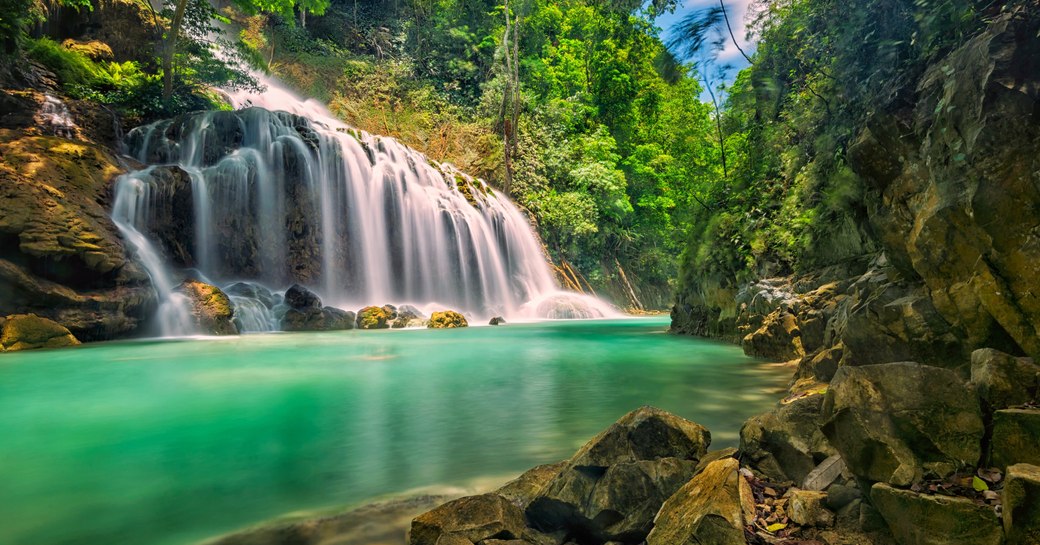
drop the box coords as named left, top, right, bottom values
left=0, top=86, right=153, bottom=341
left=673, top=9, right=1040, bottom=367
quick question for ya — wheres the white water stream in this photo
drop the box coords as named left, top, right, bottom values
left=112, top=72, right=617, bottom=334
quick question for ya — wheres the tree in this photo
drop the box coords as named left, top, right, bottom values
left=159, top=0, right=330, bottom=100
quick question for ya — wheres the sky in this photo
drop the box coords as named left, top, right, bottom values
left=654, top=0, right=757, bottom=91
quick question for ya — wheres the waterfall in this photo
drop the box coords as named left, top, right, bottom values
left=112, top=73, right=617, bottom=333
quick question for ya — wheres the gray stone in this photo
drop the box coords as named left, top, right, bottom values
left=871, top=483, right=1004, bottom=545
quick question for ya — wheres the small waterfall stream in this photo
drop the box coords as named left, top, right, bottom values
left=112, top=74, right=616, bottom=334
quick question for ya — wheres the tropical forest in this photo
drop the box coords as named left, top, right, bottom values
left=0, top=0, right=1038, bottom=544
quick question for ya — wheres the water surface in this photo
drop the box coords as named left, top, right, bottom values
left=0, top=317, right=788, bottom=545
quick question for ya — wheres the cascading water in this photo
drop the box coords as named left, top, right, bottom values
left=112, top=72, right=617, bottom=334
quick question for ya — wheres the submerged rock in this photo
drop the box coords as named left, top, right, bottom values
left=176, top=280, right=238, bottom=335
left=428, top=310, right=468, bottom=329
left=822, top=362, right=984, bottom=486
left=645, top=457, right=753, bottom=545
left=870, top=483, right=1003, bottom=545
left=0, top=314, right=80, bottom=351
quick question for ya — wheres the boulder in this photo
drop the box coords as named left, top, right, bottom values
left=742, top=310, right=804, bottom=361
left=990, top=409, right=1040, bottom=468
left=645, top=458, right=753, bottom=545
left=381, top=304, right=399, bottom=320
left=224, top=282, right=279, bottom=309
left=1003, top=463, right=1040, bottom=545
left=0, top=314, right=80, bottom=351
left=357, top=306, right=391, bottom=329
left=177, top=280, right=238, bottom=335
left=496, top=462, right=566, bottom=509
left=489, top=317, right=506, bottom=326
left=786, top=489, right=834, bottom=527
left=971, top=348, right=1039, bottom=411
left=408, top=494, right=525, bottom=545
left=284, top=284, right=322, bottom=311
left=740, top=392, right=835, bottom=484
left=392, top=305, right=427, bottom=328
left=429, top=310, right=469, bottom=329
left=282, top=306, right=355, bottom=332
left=870, top=483, right=1004, bottom=545
left=525, top=407, right=710, bottom=543
left=822, top=363, right=984, bottom=486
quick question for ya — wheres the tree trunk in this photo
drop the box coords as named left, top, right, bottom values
left=162, top=0, right=190, bottom=101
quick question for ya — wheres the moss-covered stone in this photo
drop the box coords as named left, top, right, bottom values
left=991, top=409, right=1040, bottom=468
left=1003, top=463, right=1040, bottom=545
left=871, top=483, right=1004, bottom=545
left=356, top=306, right=391, bottom=329
left=177, top=280, right=238, bottom=335
left=427, top=310, right=468, bottom=329
left=0, top=313, right=80, bottom=351
left=61, top=39, right=114, bottom=62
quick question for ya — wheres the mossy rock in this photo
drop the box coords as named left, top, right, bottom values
left=61, top=39, right=114, bottom=62
left=0, top=314, right=80, bottom=351
left=356, top=306, right=391, bottom=329
left=428, top=310, right=468, bottom=329
left=177, top=280, right=238, bottom=335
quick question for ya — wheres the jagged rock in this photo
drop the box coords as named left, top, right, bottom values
left=496, top=462, right=566, bottom=509
left=357, top=306, right=391, bottom=329
left=177, top=280, right=238, bottom=335
left=786, top=489, right=835, bottom=527
left=870, top=483, right=1004, bottom=545
left=408, top=494, right=525, bottom=545
left=971, top=348, right=1040, bottom=411
left=489, top=316, right=506, bottom=326
left=0, top=313, right=80, bottom=351
left=693, top=447, right=738, bottom=475
left=1003, top=463, right=1040, bottom=545
left=849, top=9, right=1040, bottom=359
left=645, top=458, right=753, bottom=545
left=990, top=409, right=1040, bottom=468
left=743, top=310, right=803, bottom=361
left=0, top=105, right=153, bottom=341
left=284, top=284, right=322, bottom=311
left=822, top=363, right=984, bottom=486
left=525, top=407, right=709, bottom=543
left=740, top=392, right=834, bottom=484
left=428, top=310, right=468, bottom=329
left=381, top=304, right=399, bottom=320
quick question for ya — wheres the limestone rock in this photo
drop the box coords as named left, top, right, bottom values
left=991, top=409, right=1040, bottom=468
left=742, top=310, right=803, bottom=361
left=645, top=458, right=753, bottom=545
left=177, top=280, right=238, bottom=335
left=525, top=407, right=709, bottom=543
left=822, top=363, right=984, bottom=485
left=568, top=406, right=710, bottom=469
left=409, top=494, right=524, bottom=545
left=971, top=348, right=1039, bottom=411
left=357, top=306, right=391, bottom=329
left=786, top=489, right=834, bottom=527
left=428, top=310, right=469, bottom=329
left=870, top=483, right=1004, bottom=545
left=496, top=462, right=566, bottom=509
left=1003, top=463, right=1040, bottom=545
left=740, top=392, right=834, bottom=484
left=0, top=313, right=80, bottom=351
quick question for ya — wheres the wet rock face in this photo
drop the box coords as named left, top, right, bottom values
left=176, top=280, right=238, bottom=336
left=822, top=363, right=984, bottom=486
left=849, top=9, right=1040, bottom=359
left=0, top=91, right=153, bottom=341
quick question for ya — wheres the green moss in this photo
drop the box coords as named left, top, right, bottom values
left=427, top=310, right=468, bottom=329
left=356, top=306, right=390, bottom=329
left=0, top=314, right=80, bottom=351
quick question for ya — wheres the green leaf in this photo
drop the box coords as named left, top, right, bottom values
left=972, top=476, right=989, bottom=492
